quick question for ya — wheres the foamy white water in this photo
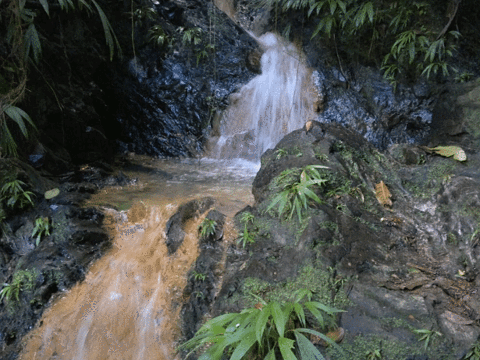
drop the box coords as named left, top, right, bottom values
left=208, top=32, right=319, bottom=161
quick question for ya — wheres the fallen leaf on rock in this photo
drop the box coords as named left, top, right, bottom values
left=305, top=120, right=313, bottom=132
left=441, top=310, right=474, bottom=325
left=426, top=145, right=467, bottom=162
left=45, top=188, right=60, bottom=199
left=375, top=181, right=392, bottom=207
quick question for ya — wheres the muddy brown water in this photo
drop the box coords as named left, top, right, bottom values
left=19, top=156, right=256, bottom=359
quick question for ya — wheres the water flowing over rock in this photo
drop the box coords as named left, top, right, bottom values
left=97, top=1, right=259, bottom=158
left=207, top=32, right=319, bottom=161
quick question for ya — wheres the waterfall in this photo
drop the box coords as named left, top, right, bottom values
left=207, top=32, right=319, bottom=161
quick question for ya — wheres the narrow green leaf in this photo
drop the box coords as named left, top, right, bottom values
left=270, top=302, right=285, bottom=337
left=294, top=331, right=325, bottom=360
left=230, top=331, right=257, bottom=360
left=296, top=328, right=343, bottom=352
left=24, top=23, right=42, bottom=63
left=293, top=303, right=306, bottom=327
left=90, top=0, right=121, bottom=60
left=366, top=2, right=374, bottom=23
left=256, top=306, right=271, bottom=345
left=278, top=337, right=297, bottom=360
left=39, top=0, right=49, bottom=15
left=265, top=347, right=276, bottom=360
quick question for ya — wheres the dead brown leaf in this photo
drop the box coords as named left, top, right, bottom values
left=375, top=181, right=393, bottom=207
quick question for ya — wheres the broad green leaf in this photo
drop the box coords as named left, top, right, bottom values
left=296, top=328, right=342, bottom=351
left=270, top=302, right=286, bottom=337
left=256, top=305, right=271, bottom=345
left=278, top=337, right=297, bottom=360
left=4, top=105, right=35, bottom=137
left=265, top=348, right=276, bottom=360
left=294, top=331, right=325, bottom=360
left=230, top=331, right=257, bottom=360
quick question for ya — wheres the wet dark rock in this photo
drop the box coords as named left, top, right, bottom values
left=188, top=108, right=480, bottom=358
left=165, top=197, right=215, bottom=254
left=0, top=160, right=112, bottom=359
left=180, top=207, right=226, bottom=341
left=98, top=1, right=259, bottom=158
left=200, top=209, right=225, bottom=244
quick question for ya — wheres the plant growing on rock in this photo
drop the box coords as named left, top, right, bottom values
left=32, top=216, right=51, bottom=246
left=464, top=341, right=480, bottom=360
left=413, top=328, right=442, bottom=350
left=198, top=218, right=217, bottom=238
left=192, top=270, right=206, bottom=282
left=237, top=211, right=257, bottom=248
left=266, top=165, right=329, bottom=222
left=179, top=290, right=344, bottom=359
left=255, top=0, right=463, bottom=84
left=0, top=269, right=38, bottom=305
left=0, top=175, right=34, bottom=211
left=148, top=25, right=172, bottom=48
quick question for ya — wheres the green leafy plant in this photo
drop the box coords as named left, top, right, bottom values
left=0, top=176, right=34, bottom=210
left=179, top=290, right=344, bottom=359
left=366, top=348, right=382, bottom=360
left=178, top=27, right=215, bottom=66
left=413, top=328, right=441, bottom=350
left=266, top=165, right=329, bottom=222
left=192, top=270, right=206, bottom=282
left=198, top=218, right=217, bottom=238
left=455, top=71, right=474, bottom=83
left=464, top=341, right=480, bottom=360
left=255, top=0, right=462, bottom=84
left=1, top=105, right=37, bottom=156
left=237, top=212, right=257, bottom=248
left=32, top=216, right=51, bottom=246
left=0, top=269, right=38, bottom=304
left=1, top=0, right=121, bottom=157
left=275, top=148, right=288, bottom=160
left=148, top=25, right=172, bottom=48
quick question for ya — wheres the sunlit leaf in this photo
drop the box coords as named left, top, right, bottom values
left=427, top=146, right=467, bottom=162
left=375, top=181, right=392, bottom=207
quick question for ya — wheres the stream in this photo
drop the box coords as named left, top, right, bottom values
left=17, top=24, right=318, bottom=357
left=18, top=158, right=257, bottom=360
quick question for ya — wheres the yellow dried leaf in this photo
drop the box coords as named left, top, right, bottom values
left=305, top=120, right=313, bottom=132
left=427, top=146, right=467, bottom=162
left=375, top=181, right=392, bottom=207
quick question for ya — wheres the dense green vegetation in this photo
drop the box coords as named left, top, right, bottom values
left=255, top=0, right=477, bottom=86
left=0, top=0, right=120, bottom=157
left=180, top=290, right=344, bottom=360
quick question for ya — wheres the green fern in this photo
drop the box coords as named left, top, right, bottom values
left=198, top=218, right=217, bottom=238
left=1, top=104, right=36, bottom=156
left=266, top=165, right=329, bottom=223
left=179, top=291, right=344, bottom=359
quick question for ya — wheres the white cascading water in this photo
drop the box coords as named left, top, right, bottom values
left=207, top=31, right=319, bottom=161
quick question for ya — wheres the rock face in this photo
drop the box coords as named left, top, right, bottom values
left=180, top=81, right=480, bottom=359
left=0, top=160, right=120, bottom=359
left=98, top=0, right=259, bottom=157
